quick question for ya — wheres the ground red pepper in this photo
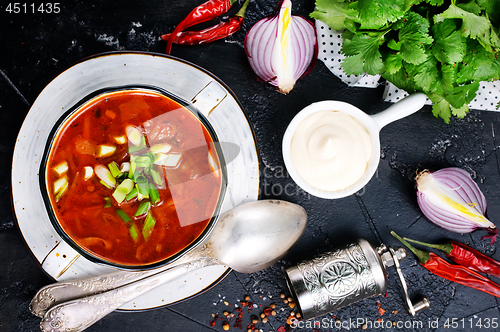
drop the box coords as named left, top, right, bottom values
left=166, top=0, right=238, bottom=54
left=404, top=237, right=500, bottom=278
left=392, top=232, right=500, bottom=298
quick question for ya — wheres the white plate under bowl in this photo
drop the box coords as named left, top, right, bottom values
left=11, top=52, right=260, bottom=310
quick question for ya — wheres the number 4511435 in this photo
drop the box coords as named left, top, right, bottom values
left=5, top=3, right=60, bottom=14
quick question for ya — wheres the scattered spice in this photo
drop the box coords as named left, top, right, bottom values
left=222, top=321, right=230, bottom=331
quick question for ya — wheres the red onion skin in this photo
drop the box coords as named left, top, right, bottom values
left=416, top=168, right=496, bottom=243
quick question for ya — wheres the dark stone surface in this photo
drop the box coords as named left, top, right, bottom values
left=1, top=0, right=499, bottom=331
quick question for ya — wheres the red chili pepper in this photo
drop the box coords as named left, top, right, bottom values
left=161, top=16, right=243, bottom=45
left=166, top=0, right=238, bottom=54
left=404, top=237, right=500, bottom=278
left=392, top=232, right=500, bottom=298
left=161, top=0, right=248, bottom=46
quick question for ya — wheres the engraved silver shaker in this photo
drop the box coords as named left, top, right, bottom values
left=285, top=239, right=430, bottom=320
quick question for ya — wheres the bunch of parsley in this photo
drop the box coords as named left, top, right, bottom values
left=311, top=0, right=500, bottom=123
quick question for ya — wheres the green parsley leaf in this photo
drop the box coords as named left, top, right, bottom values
left=434, top=4, right=491, bottom=42
left=450, top=104, right=469, bottom=118
left=398, top=12, right=434, bottom=64
left=431, top=20, right=466, bottom=64
left=310, top=0, right=359, bottom=31
left=431, top=98, right=452, bottom=124
left=341, top=31, right=386, bottom=75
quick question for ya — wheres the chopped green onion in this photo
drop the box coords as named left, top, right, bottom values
left=112, top=189, right=126, bottom=204
left=135, top=177, right=150, bottom=199
left=126, top=187, right=138, bottom=201
left=53, top=176, right=68, bottom=194
left=95, top=165, right=116, bottom=188
left=150, top=187, right=161, bottom=206
left=116, top=209, right=140, bottom=242
left=125, top=125, right=144, bottom=146
left=54, top=176, right=69, bottom=201
left=116, top=209, right=132, bottom=222
left=104, top=197, right=112, bottom=208
left=129, top=224, right=140, bottom=242
left=128, top=145, right=145, bottom=153
left=100, top=180, right=112, bottom=189
left=118, top=178, right=135, bottom=193
left=150, top=168, right=163, bottom=186
left=108, top=161, right=121, bottom=178
left=142, top=211, right=156, bottom=242
left=134, top=156, right=153, bottom=168
left=113, top=178, right=135, bottom=204
left=128, top=159, right=136, bottom=179
left=134, top=201, right=151, bottom=217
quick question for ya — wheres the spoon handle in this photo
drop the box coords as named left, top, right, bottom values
left=30, top=269, right=157, bottom=318
left=40, top=257, right=219, bottom=332
left=31, top=247, right=199, bottom=318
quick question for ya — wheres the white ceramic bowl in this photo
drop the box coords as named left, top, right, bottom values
left=282, top=93, right=427, bottom=199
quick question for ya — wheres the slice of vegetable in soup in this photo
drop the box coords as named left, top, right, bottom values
left=45, top=89, right=222, bottom=266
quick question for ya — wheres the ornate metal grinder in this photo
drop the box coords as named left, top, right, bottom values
left=285, top=239, right=430, bottom=320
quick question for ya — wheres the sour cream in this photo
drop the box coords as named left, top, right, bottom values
left=289, top=110, right=372, bottom=191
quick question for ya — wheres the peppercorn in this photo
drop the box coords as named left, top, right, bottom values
left=262, top=317, right=268, bottom=323
left=271, top=310, right=276, bottom=316
left=260, top=313, right=266, bottom=319
left=245, top=295, right=250, bottom=301
left=251, top=315, right=259, bottom=324
left=270, top=303, right=276, bottom=309
left=280, top=293, right=285, bottom=299
left=223, top=321, right=230, bottom=331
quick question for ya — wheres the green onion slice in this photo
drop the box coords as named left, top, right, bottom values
left=134, top=201, right=151, bottom=217
left=126, top=188, right=138, bottom=201
left=95, top=165, right=116, bottom=188
left=108, top=161, right=121, bottom=178
left=142, top=211, right=156, bottom=242
left=150, top=187, right=161, bottom=206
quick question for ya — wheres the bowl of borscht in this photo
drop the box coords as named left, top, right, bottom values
left=40, top=85, right=227, bottom=269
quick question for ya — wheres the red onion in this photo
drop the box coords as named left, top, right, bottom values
left=244, top=0, right=317, bottom=94
left=416, top=167, right=497, bottom=243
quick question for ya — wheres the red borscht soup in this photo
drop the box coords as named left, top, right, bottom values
left=44, top=88, right=223, bottom=267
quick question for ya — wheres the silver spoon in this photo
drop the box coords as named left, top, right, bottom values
left=38, top=200, right=307, bottom=332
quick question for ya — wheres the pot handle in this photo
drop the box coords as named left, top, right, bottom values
left=191, top=81, right=227, bottom=118
left=371, top=93, right=427, bottom=130
left=42, top=240, right=80, bottom=279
